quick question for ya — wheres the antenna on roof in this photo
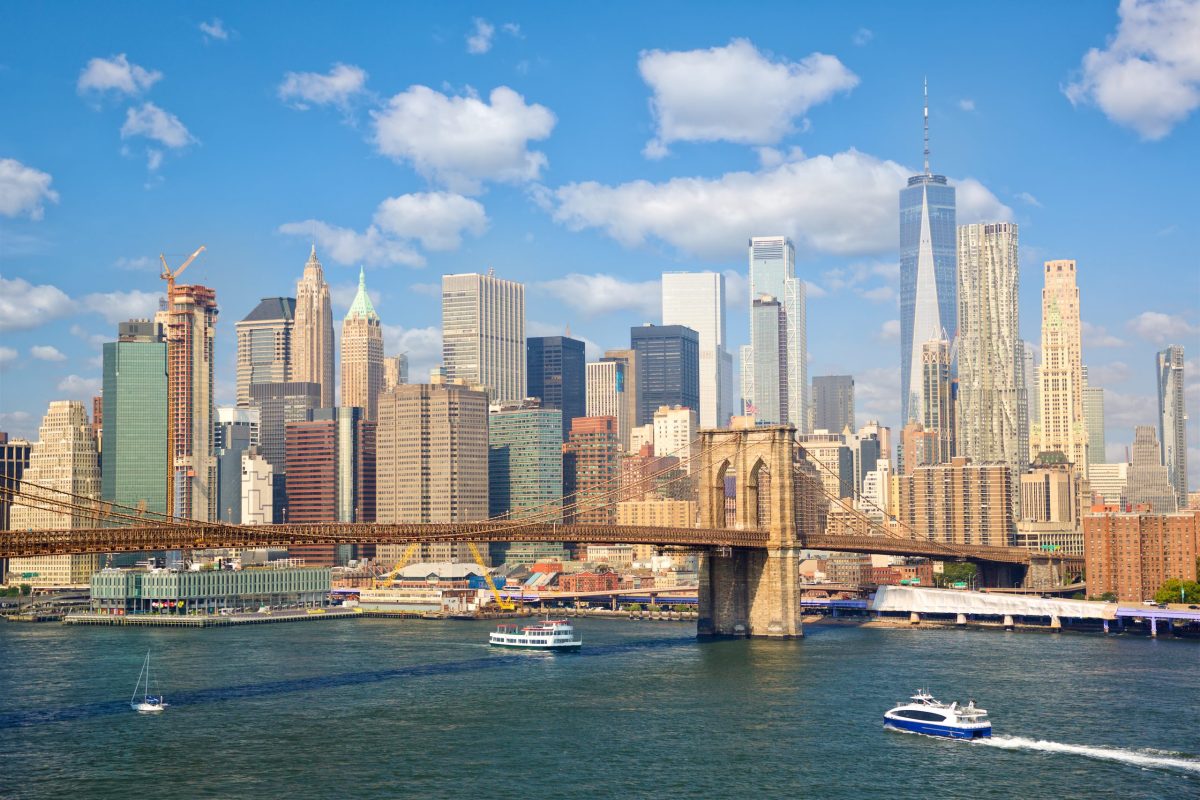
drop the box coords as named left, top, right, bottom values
left=923, top=77, right=931, bottom=176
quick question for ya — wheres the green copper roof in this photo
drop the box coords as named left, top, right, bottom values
left=345, top=266, right=378, bottom=320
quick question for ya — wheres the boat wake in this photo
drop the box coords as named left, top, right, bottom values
left=977, top=735, right=1200, bottom=774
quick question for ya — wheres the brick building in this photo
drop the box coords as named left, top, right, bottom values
left=559, top=570, right=619, bottom=593
left=1083, top=511, right=1200, bottom=602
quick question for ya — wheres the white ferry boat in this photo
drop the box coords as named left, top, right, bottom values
left=489, top=619, right=582, bottom=651
left=883, top=690, right=991, bottom=739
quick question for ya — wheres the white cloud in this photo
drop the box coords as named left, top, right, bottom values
left=57, top=374, right=102, bottom=399
left=278, top=219, right=424, bottom=268
left=83, top=289, right=162, bottom=325
left=536, top=274, right=662, bottom=318
left=466, top=18, right=495, bottom=54
left=115, top=255, right=155, bottom=271
left=1104, top=388, right=1158, bottom=430
left=860, top=286, right=896, bottom=303
left=1015, top=191, right=1042, bottom=207
left=77, top=53, right=161, bottom=96
left=0, top=346, right=17, bottom=369
left=1064, top=0, right=1200, bottom=140
left=805, top=281, right=828, bottom=298
left=0, top=277, right=73, bottom=331
left=0, top=410, right=33, bottom=437
left=278, top=63, right=368, bottom=110
left=30, top=345, right=66, bottom=362
left=0, top=159, right=59, bottom=220
left=638, top=39, right=858, bottom=156
left=854, top=366, right=900, bottom=427
left=548, top=149, right=1011, bottom=260
left=502, top=23, right=522, bottom=37
left=1088, top=361, right=1131, bottom=386
left=878, top=319, right=900, bottom=341
left=199, top=19, right=230, bottom=42
left=723, top=270, right=749, bottom=309
left=371, top=85, right=556, bottom=193
left=373, top=192, right=488, bottom=250
left=958, top=98, right=976, bottom=111
left=852, top=28, right=874, bottom=46
left=121, top=102, right=195, bottom=149
left=1081, top=320, right=1127, bottom=348
left=1126, top=310, right=1200, bottom=342
left=69, top=324, right=109, bottom=348
left=382, top=323, right=442, bottom=383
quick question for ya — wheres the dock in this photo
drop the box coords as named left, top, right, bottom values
left=63, top=609, right=361, bottom=627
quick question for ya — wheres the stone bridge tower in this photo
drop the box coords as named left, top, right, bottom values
left=696, top=424, right=803, bottom=637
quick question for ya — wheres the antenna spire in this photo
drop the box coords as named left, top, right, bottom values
left=923, top=77, right=930, bottom=176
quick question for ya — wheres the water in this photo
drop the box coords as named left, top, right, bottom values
left=1, top=619, right=1197, bottom=799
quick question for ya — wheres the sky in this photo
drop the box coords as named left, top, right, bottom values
left=1, top=1, right=1198, bottom=487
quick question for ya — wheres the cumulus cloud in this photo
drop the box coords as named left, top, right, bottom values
left=0, top=158, right=59, bottom=220
left=30, top=345, right=66, bottom=362
left=466, top=18, right=495, bottom=54
left=1088, top=361, right=1131, bottom=386
left=0, top=346, right=17, bottom=369
left=1126, top=310, right=1200, bottom=342
left=878, top=319, right=900, bottom=341
left=0, top=277, right=73, bottom=331
left=1081, top=320, right=1127, bottom=348
left=199, top=18, right=230, bottom=42
left=1015, top=191, right=1041, bottom=207
left=278, top=219, right=424, bottom=268
left=83, top=289, right=162, bottom=325
left=536, top=274, right=662, bottom=318
left=723, top=270, right=749, bottom=309
left=854, top=366, right=900, bottom=427
left=1064, top=0, right=1200, bottom=139
left=547, top=149, right=1011, bottom=260
left=371, top=85, right=556, bottom=193
left=1104, top=388, right=1158, bottom=430
left=77, top=53, right=161, bottom=96
left=382, top=323, right=442, bottom=383
left=121, top=102, right=195, bottom=149
left=57, top=374, right=102, bottom=399
left=638, top=39, right=858, bottom=156
left=278, top=63, right=369, bottom=110
left=373, top=192, right=488, bottom=250
left=115, top=255, right=155, bottom=271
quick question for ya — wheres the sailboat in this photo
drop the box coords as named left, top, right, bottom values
left=130, top=650, right=167, bottom=714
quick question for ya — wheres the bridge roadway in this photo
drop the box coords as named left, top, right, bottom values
left=0, top=521, right=1078, bottom=567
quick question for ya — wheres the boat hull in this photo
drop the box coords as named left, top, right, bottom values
left=489, top=641, right=582, bottom=651
left=133, top=703, right=165, bottom=714
left=883, top=716, right=990, bottom=739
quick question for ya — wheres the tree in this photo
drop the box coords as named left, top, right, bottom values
left=627, top=603, right=642, bottom=612
left=1154, top=579, right=1200, bottom=605
left=936, top=562, right=977, bottom=588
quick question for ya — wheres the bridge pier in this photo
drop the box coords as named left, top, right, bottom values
left=977, top=562, right=1027, bottom=589
left=698, top=547, right=803, bottom=638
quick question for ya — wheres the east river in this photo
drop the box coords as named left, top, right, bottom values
left=1, top=618, right=1197, bottom=799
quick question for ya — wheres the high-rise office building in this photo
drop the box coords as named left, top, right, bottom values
left=249, top=381, right=321, bottom=520
left=1125, top=425, right=1177, bottom=513
left=748, top=236, right=806, bottom=431
left=653, top=405, right=698, bottom=474
left=235, top=297, right=295, bottom=407
left=241, top=448, right=273, bottom=525
left=214, top=406, right=258, bottom=524
left=293, top=246, right=335, bottom=408
left=739, top=344, right=754, bottom=417
left=900, top=457, right=1015, bottom=547
left=0, top=433, right=31, bottom=581
left=1089, top=462, right=1128, bottom=505
left=812, top=375, right=855, bottom=435
left=956, top=222, right=1022, bottom=469
left=899, top=84, right=957, bottom=427
left=662, top=271, right=732, bottom=428
left=1082, top=367, right=1106, bottom=466
left=527, top=336, right=585, bottom=440
left=1020, top=452, right=1084, bottom=528
left=796, top=430, right=853, bottom=501
left=8, top=402, right=102, bottom=585
left=1157, top=344, right=1187, bottom=505
left=586, top=359, right=630, bottom=451
left=102, top=320, right=168, bottom=519
left=563, top=416, right=621, bottom=525
left=919, top=339, right=955, bottom=465
left=630, top=324, right=700, bottom=426
left=164, top=284, right=218, bottom=521
left=383, top=353, right=409, bottom=390
left=1038, top=260, right=1088, bottom=476
left=489, top=403, right=563, bottom=535
left=1016, top=339, right=1031, bottom=469
left=375, top=379, right=490, bottom=564
left=341, top=268, right=383, bottom=421
left=442, top=271, right=526, bottom=404
left=601, top=349, right=639, bottom=451
left=749, top=295, right=788, bottom=425
left=845, top=424, right=884, bottom=498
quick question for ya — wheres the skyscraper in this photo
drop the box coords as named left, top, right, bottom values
left=102, top=320, right=168, bottom=519
left=214, top=406, right=258, bottom=524
left=956, top=222, right=1022, bottom=469
left=1125, top=425, right=1177, bottom=513
left=383, top=354, right=408, bottom=390
left=235, top=297, right=295, bottom=407
left=1157, top=344, right=1187, bottom=505
left=1082, top=367, right=1106, bottom=466
left=293, top=246, right=335, bottom=409
left=0, top=434, right=31, bottom=533
left=8, top=401, right=101, bottom=585
left=563, top=416, right=621, bottom=525
left=750, top=295, right=788, bottom=424
left=602, top=348, right=639, bottom=450
left=586, top=359, right=630, bottom=452
left=527, top=335, right=585, bottom=440
left=812, top=375, right=855, bottom=434
left=1038, top=260, right=1088, bottom=475
left=630, top=324, right=700, bottom=426
left=748, top=236, right=807, bottom=431
left=662, top=271, right=732, bottom=428
left=341, top=268, right=383, bottom=421
left=442, top=270, right=526, bottom=404
left=920, top=339, right=955, bottom=464
left=164, top=284, right=218, bottom=521
left=249, top=381, right=321, bottom=520
left=489, top=403, right=563, bottom=521
left=899, top=83, right=957, bottom=426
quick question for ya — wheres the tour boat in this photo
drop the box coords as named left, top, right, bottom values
left=130, top=650, right=167, bottom=714
left=883, top=690, right=991, bottom=739
left=489, top=619, right=582, bottom=651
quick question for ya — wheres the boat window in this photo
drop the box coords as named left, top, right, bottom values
left=894, top=709, right=947, bottom=722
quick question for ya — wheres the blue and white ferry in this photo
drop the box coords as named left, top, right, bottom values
left=883, top=690, right=991, bottom=739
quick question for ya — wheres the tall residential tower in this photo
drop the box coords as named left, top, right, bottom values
left=1157, top=344, right=1187, bottom=504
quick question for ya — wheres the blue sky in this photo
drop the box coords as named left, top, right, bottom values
left=1, top=1, right=1197, bottom=484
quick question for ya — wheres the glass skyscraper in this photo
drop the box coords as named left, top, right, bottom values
left=630, top=324, right=700, bottom=426
left=101, top=320, right=168, bottom=518
left=899, top=87, right=957, bottom=425
left=748, top=236, right=806, bottom=431
left=527, top=336, right=585, bottom=440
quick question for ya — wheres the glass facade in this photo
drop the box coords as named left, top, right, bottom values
left=249, top=381, right=321, bottom=520
left=489, top=407, right=564, bottom=522
left=527, top=336, right=585, bottom=440
left=101, top=326, right=168, bottom=518
left=750, top=297, right=787, bottom=424
left=630, top=325, right=700, bottom=426
left=748, top=237, right=806, bottom=430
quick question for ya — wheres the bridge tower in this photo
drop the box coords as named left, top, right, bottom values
left=697, top=424, right=803, bottom=638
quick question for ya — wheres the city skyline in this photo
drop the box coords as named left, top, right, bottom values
left=0, top=3, right=1197, bottom=486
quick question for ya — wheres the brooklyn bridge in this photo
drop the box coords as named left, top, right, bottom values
left=2, top=426, right=1080, bottom=637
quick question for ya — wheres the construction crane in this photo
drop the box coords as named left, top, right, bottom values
left=159, top=245, right=206, bottom=518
